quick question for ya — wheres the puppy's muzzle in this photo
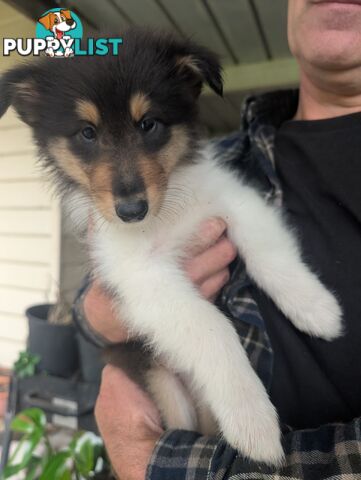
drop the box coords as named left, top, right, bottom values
left=115, top=199, right=149, bottom=222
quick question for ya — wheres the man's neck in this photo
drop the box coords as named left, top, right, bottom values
left=295, top=69, right=361, bottom=121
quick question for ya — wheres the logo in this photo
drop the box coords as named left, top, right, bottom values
left=36, top=8, right=82, bottom=57
left=2, top=8, right=123, bottom=58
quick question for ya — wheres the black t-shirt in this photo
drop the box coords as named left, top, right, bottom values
left=252, top=111, right=361, bottom=430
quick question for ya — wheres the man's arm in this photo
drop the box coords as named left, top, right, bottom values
left=96, top=365, right=361, bottom=479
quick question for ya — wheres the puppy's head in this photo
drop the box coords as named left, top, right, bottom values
left=0, top=29, right=222, bottom=224
left=38, top=10, right=76, bottom=38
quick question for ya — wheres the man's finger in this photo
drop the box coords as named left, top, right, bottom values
left=96, top=365, right=163, bottom=429
left=185, top=236, right=237, bottom=284
left=185, top=217, right=227, bottom=256
left=199, top=268, right=230, bottom=300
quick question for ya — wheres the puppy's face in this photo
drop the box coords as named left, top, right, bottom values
left=38, top=10, right=76, bottom=39
left=0, top=29, right=222, bottom=224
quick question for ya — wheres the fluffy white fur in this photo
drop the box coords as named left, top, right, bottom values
left=69, top=145, right=342, bottom=466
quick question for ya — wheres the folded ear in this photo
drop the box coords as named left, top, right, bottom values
left=38, top=13, right=53, bottom=31
left=0, top=65, right=40, bottom=126
left=176, top=43, right=223, bottom=97
left=60, top=9, right=72, bottom=20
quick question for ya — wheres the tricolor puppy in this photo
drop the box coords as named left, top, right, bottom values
left=0, top=29, right=342, bottom=465
left=38, top=9, right=76, bottom=57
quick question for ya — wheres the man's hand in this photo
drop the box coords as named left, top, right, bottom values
left=84, top=217, right=237, bottom=342
left=183, top=217, right=237, bottom=301
left=95, top=365, right=164, bottom=480
left=84, top=280, right=130, bottom=343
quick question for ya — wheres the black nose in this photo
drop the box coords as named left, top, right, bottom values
left=115, top=200, right=149, bottom=222
left=66, top=19, right=75, bottom=26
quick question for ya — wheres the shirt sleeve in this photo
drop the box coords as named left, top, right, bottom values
left=72, top=274, right=112, bottom=348
left=146, top=416, right=361, bottom=479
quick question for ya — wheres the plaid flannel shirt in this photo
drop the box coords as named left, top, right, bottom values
left=145, top=90, right=361, bottom=479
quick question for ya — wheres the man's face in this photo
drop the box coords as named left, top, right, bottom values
left=288, top=0, right=361, bottom=72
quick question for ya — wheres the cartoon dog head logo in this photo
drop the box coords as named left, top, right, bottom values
left=36, top=8, right=82, bottom=57
left=38, top=10, right=76, bottom=40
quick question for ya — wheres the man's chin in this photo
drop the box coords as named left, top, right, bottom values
left=296, top=29, right=361, bottom=72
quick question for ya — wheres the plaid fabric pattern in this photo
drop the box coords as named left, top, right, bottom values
left=146, top=90, right=361, bottom=479
left=148, top=418, right=361, bottom=479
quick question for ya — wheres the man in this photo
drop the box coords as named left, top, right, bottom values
left=74, top=0, right=361, bottom=477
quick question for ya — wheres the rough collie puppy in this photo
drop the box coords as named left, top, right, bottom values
left=0, top=28, right=342, bottom=466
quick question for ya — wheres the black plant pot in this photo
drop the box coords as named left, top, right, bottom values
left=77, top=333, right=104, bottom=383
left=26, top=304, right=79, bottom=378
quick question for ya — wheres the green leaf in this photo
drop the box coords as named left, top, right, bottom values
left=11, top=416, right=35, bottom=434
left=68, top=431, right=83, bottom=453
left=3, top=430, right=43, bottom=478
left=75, top=439, right=94, bottom=476
left=71, top=432, right=104, bottom=476
left=13, top=351, right=40, bottom=379
left=58, top=469, right=72, bottom=480
left=3, top=462, right=26, bottom=478
left=39, top=451, right=71, bottom=480
left=25, top=456, right=42, bottom=480
left=22, top=408, right=47, bottom=429
left=5, top=435, right=30, bottom=468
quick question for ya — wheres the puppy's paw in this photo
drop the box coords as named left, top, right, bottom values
left=222, top=397, right=284, bottom=466
left=288, top=281, right=343, bottom=341
left=64, top=48, right=74, bottom=58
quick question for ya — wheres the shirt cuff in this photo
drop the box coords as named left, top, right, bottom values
left=72, top=275, right=112, bottom=348
left=146, top=430, right=219, bottom=480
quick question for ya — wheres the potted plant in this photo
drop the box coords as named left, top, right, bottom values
left=2, top=407, right=114, bottom=479
left=26, top=299, right=79, bottom=378
left=13, top=351, right=40, bottom=379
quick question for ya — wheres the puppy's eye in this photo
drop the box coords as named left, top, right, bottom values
left=54, top=18, right=59, bottom=24
left=81, top=126, right=97, bottom=142
left=61, top=15, right=66, bottom=21
left=140, top=118, right=158, bottom=133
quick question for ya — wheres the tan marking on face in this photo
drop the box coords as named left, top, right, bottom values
left=158, top=125, right=191, bottom=174
left=138, top=155, right=166, bottom=214
left=137, top=126, right=191, bottom=215
left=50, top=139, right=115, bottom=220
left=176, top=55, right=202, bottom=78
left=50, top=138, right=90, bottom=189
left=90, top=163, right=115, bottom=221
left=76, top=99, right=100, bottom=126
left=129, top=92, right=151, bottom=123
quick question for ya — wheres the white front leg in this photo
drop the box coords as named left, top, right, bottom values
left=223, top=184, right=343, bottom=341
left=45, top=48, right=55, bottom=57
left=115, top=263, right=284, bottom=466
left=64, top=47, right=74, bottom=57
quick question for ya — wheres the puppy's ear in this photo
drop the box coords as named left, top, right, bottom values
left=38, top=13, right=52, bottom=30
left=60, top=9, right=72, bottom=20
left=176, top=44, right=223, bottom=97
left=0, top=65, right=40, bottom=126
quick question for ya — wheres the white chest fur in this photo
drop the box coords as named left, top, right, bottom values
left=72, top=145, right=342, bottom=465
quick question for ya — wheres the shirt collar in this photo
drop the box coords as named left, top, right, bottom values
left=240, top=89, right=299, bottom=206
left=241, top=89, right=299, bottom=131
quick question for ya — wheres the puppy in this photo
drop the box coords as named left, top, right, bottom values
left=38, top=9, right=76, bottom=57
left=0, top=28, right=342, bottom=465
